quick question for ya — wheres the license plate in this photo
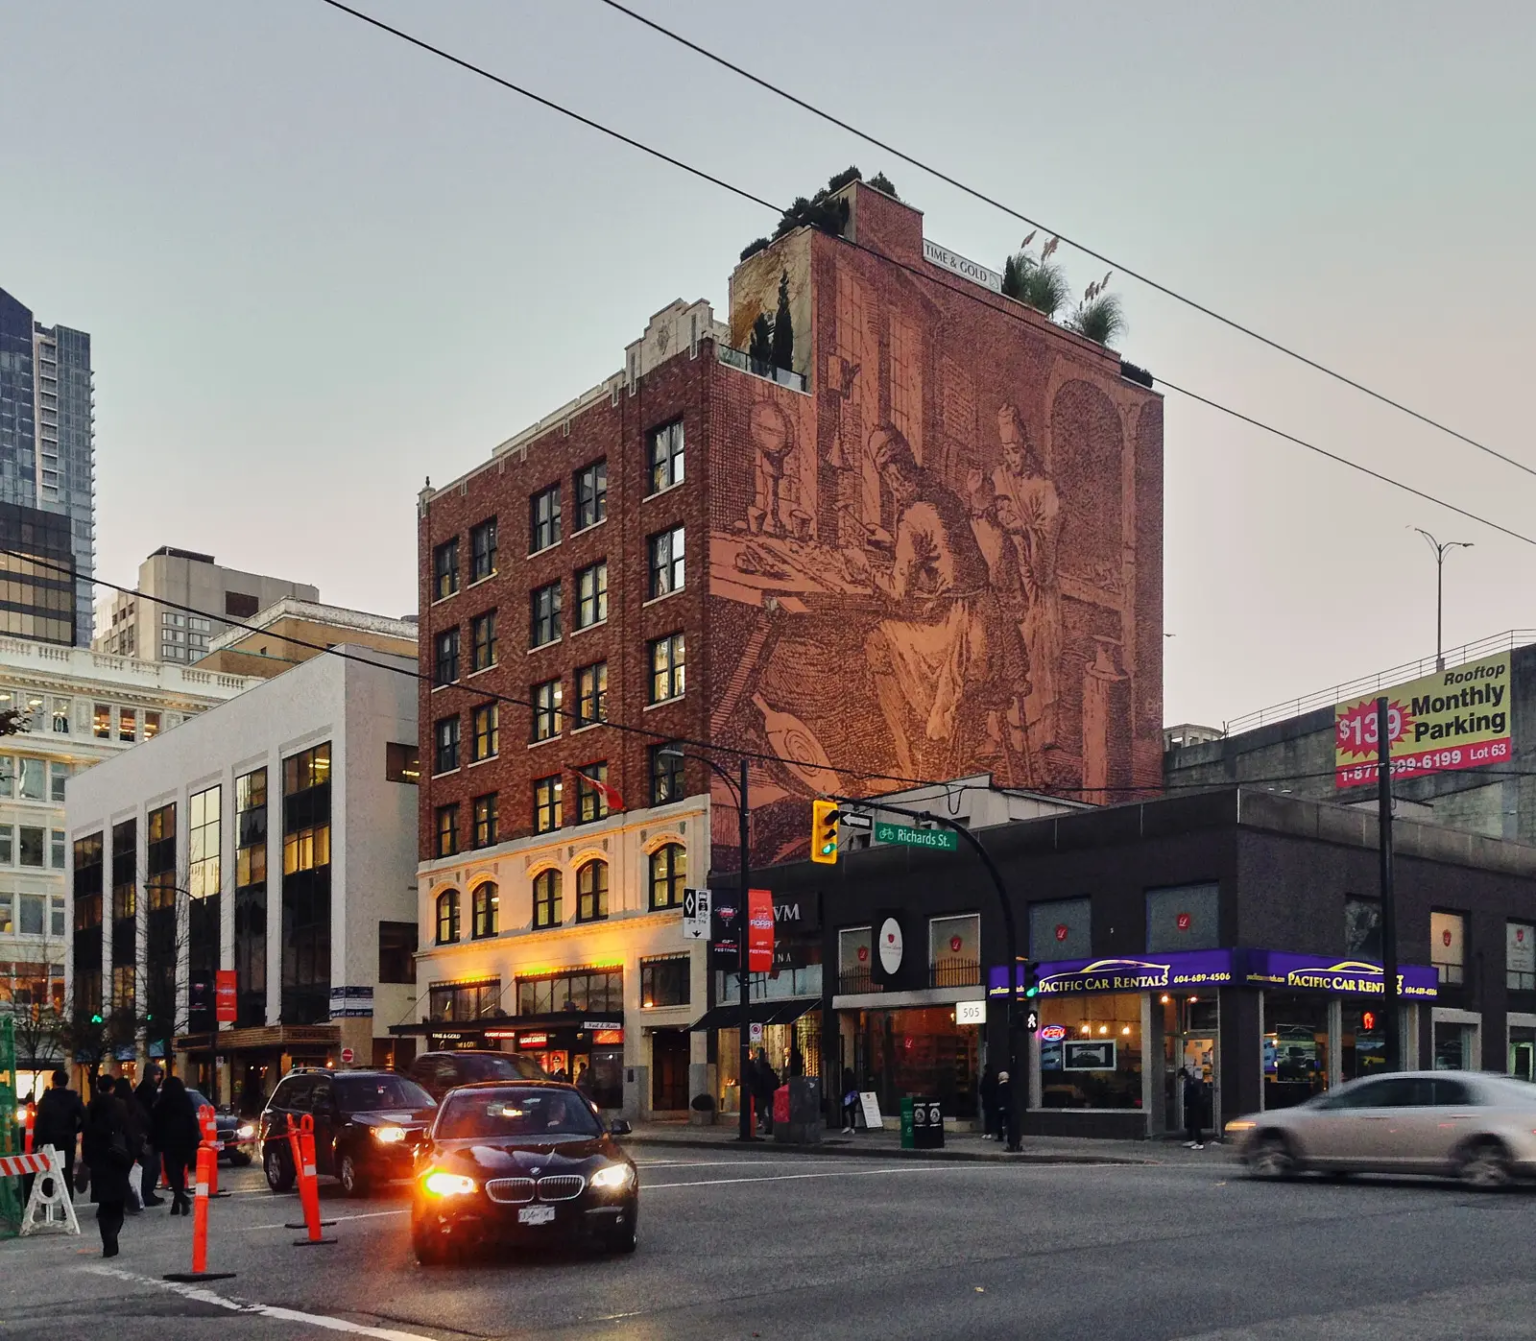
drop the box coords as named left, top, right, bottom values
left=518, top=1204, right=556, bottom=1226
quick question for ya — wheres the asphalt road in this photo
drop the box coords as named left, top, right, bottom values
left=4, top=1148, right=1536, bottom=1341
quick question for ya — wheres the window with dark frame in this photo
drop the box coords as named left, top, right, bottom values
left=470, top=517, right=498, bottom=582
left=574, top=460, right=607, bottom=530
left=576, top=662, right=607, bottom=726
left=647, top=525, right=685, bottom=598
left=532, top=868, right=562, bottom=929
left=471, top=882, right=499, bottom=938
left=648, top=842, right=686, bottom=910
left=650, top=743, right=685, bottom=805
left=471, top=703, right=499, bottom=762
left=434, top=715, right=460, bottom=773
left=648, top=633, right=686, bottom=703
left=533, top=775, right=562, bottom=832
left=532, top=678, right=562, bottom=741
left=575, top=762, right=610, bottom=823
left=379, top=921, right=417, bottom=984
left=433, top=538, right=459, bottom=600
left=516, top=966, right=621, bottom=1015
left=433, top=627, right=460, bottom=686
left=529, top=484, right=562, bottom=553
left=576, top=561, right=608, bottom=628
left=472, top=793, right=499, bottom=849
left=647, top=419, right=684, bottom=494
left=576, top=860, right=609, bottom=923
left=640, top=956, right=690, bottom=1008
left=471, top=611, right=497, bottom=672
left=386, top=742, right=419, bottom=783
left=436, top=888, right=460, bottom=944
left=435, top=803, right=459, bottom=858
left=530, top=582, right=561, bottom=647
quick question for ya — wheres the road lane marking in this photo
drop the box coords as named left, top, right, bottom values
left=244, top=1207, right=409, bottom=1230
left=646, top=1165, right=954, bottom=1189
left=79, top=1266, right=435, bottom=1340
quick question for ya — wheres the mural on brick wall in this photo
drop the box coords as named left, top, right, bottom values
left=710, top=232, right=1163, bottom=868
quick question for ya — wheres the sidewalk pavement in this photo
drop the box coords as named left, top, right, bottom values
left=623, top=1118, right=1237, bottom=1166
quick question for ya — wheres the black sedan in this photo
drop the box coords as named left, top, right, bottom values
left=411, top=1081, right=637, bottom=1263
left=186, top=1089, right=257, bottom=1166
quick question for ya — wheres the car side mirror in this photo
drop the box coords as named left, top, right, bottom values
left=609, top=1119, right=632, bottom=1137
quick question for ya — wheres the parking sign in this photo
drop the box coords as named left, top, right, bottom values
left=683, top=887, right=711, bottom=940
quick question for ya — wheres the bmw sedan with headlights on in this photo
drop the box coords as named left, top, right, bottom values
left=412, top=1082, right=637, bottom=1263
left=1227, top=1071, right=1536, bottom=1189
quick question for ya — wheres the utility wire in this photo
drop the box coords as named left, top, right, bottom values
left=592, top=0, right=1536, bottom=483
left=312, top=0, right=1536, bottom=551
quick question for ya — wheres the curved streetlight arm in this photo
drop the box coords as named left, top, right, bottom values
left=659, top=746, right=742, bottom=811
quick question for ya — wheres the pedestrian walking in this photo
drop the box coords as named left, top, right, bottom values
left=840, top=1066, right=859, bottom=1135
left=151, top=1075, right=199, bottom=1215
left=82, top=1076, right=135, bottom=1258
left=978, top=1065, right=1000, bottom=1140
left=996, top=1070, right=1020, bottom=1152
left=116, top=1072, right=146, bottom=1213
left=133, top=1066, right=165, bottom=1208
left=1183, top=1065, right=1206, bottom=1150
left=29, top=1068, right=85, bottom=1204
left=753, top=1049, right=779, bottom=1135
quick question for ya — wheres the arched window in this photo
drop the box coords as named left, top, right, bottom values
left=648, top=843, right=686, bottom=911
left=471, top=882, right=498, bottom=939
left=435, top=889, right=459, bottom=944
left=576, top=861, right=609, bottom=923
left=532, top=868, right=562, bottom=929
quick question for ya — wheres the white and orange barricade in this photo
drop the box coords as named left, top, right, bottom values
left=1, top=1146, right=80, bottom=1237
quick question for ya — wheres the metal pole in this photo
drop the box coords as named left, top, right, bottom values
left=738, top=757, right=753, bottom=1143
left=1436, top=551, right=1444, bottom=672
left=1377, top=696, right=1401, bottom=1071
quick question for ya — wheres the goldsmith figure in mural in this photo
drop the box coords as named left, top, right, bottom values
left=845, top=425, right=1035, bottom=788
left=968, top=403, right=1064, bottom=758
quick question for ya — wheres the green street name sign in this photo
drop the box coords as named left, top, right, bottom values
left=874, top=821, right=959, bottom=852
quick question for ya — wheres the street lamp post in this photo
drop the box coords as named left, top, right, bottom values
left=660, top=747, right=755, bottom=1143
left=1413, top=528, right=1473, bottom=671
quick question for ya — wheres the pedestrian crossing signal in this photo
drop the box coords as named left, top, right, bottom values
left=811, top=799, right=840, bottom=864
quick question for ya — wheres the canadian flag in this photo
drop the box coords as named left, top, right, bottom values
left=567, top=765, right=625, bottom=813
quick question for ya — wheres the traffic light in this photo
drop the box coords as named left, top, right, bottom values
left=810, top=798, right=840, bottom=864
left=1022, top=961, right=1040, bottom=998
left=89, top=1011, right=104, bottom=1026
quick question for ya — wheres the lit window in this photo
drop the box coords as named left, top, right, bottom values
left=531, top=678, right=562, bottom=742
left=472, top=793, right=499, bottom=849
left=577, top=861, right=609, bottom=923
left=433, top=538, right=459, bottom=600
left=471, top=611, right=497, bottom=672
left=648, top=633, right=686, bottom=703
left=435, top=804, right=459, bottom=858
left=471, top=704, right=499, bottom=762
left=470, top=518, right=498, bottom=582
left=533, top=776, right=562, bottom=833
left=533, top=869, right=562, bottom=929
left=648, top=843, right=686, bottom=910
left=576, top=662, right=607, bottom=726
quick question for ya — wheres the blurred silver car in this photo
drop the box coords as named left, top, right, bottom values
left=1226, top=1071, right=1536, bottom=1189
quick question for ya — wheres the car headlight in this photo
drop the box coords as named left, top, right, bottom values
left=372, top=1125, right=408, bottom=1144
left=589, top=1163, right=634, bottom=1191
left=1224, top=1120, right=1256, bottom=1133
left=422, top=1170, right=478, bottom=1197
left=236, top=1124, right=256, bottom=1141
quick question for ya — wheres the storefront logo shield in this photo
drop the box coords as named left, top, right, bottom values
left=878, top=917, right=904, bottom=975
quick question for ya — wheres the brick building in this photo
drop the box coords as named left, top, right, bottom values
left=407, top=180, right=1164, bottom=1117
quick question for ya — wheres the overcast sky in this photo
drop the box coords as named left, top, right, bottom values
left=4, top=0, right=1534, bottom=727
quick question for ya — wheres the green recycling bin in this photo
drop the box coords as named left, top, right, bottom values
left=899, top=1097, right=915, bottom=1149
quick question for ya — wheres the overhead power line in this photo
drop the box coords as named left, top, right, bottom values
left=310, top=0, right=1536, bottom=551
left=592, top=0, right=1536, bottom=484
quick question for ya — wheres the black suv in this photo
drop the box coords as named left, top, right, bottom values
left=405, top=1050, right=546, bottom=1102
left=258, top=1069, right=437, bottom=1197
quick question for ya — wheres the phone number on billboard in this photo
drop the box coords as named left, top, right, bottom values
left=1337, top=740, right=1510, bottom=786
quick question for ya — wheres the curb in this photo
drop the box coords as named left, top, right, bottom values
left=622, top=1134, right=1165, bottom=1166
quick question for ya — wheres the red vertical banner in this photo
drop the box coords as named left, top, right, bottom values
left=215, top=970, right=238, bottom=1023
left=747, top=888, right=775, bottom=973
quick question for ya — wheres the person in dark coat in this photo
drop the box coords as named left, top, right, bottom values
left=82, top=1076, right=133, bottom=1257
left=840, top=1066, right=859, bottom=1135
left=31, top=1069, right=86, bottom=1201
left=753, top=1049, right=779, bottom=1135
left=116, top=1073, right=146, bottom=1214
left=151, top=1075, right=198, bottom=1215
left=996, top=1070, right=1019, bottom=1151
left=979, top=1065, right=1000, bottom=1140
left=1183, top=1065, right=1206, bottom=1150
left=133, top=1066, right=165, bottom=1207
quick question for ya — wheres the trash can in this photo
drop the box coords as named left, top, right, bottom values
left=899, top=1097, right=916, bottom=1150
left=912, top=1096, right=944, bottom=1150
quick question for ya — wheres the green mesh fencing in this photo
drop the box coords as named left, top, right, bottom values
left=0, top=1016, right=20, bottom=1234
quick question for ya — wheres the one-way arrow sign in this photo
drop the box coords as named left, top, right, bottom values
left=682, top=887, right=711, bottom=940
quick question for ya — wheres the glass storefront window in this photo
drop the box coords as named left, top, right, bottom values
left=1510, top=1026, right=1535, bottom=1082
left=1341, top=1006, right=1386, bottom=1083
left=1264, top=992, right=1329, bottom=1109
left=846, top=1006, right=978, bottom=1119
left=1039, top=993, right=1142, bottom=1110
left=1434, top=1020, right=1475, bottom=1070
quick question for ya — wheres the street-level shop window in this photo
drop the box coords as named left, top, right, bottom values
left=641, top=955, right=689, bottom=1008
left=533, top=868, right=562, bottom=929
left=576, top=860, right=608, bottom=923
left=1263, top=991, right=1329, bottom=1109
left=470, top=517, right=498, bottom=582
left=1341, top=1005, right=1386, bottom=1083
left=517, top=966, right=621, bottom=1015
left=429, top=977, right=499, bottom=1022
left=471, top=881, right=498, bottom=938
left=436, top=889, right=460, bottom=944
left=647, top=419, right=684, bottom=494
left=1038, top=993, right=1142, bottom=1110
left=648, top=843, right=685, bottom=910
left=379, top=921, right=418, bottom=983
left=1434, top=1019, right=1476, bottom=1071
left=574, top=460, right=607, bottom=530
left=1431, top=910, right=1466, bottom=985
left=533, top=776, right=562, bottom=833
left=433, top=538, right=459, bottom=600
left=435, top=803, right=459, bottom=858
left=1508, top=921, right=1536, bottom=992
